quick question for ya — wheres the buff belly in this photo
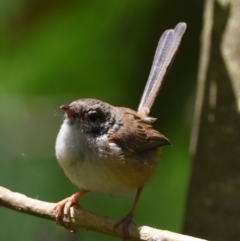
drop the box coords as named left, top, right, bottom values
left=56, top=122, right=159, bottom=196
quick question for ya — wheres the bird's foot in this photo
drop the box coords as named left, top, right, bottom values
left=114, top=211, right=134, bottom=241
left=54, top=193, right=81, bottom=224
left=54, top=190, right=89, bottom=225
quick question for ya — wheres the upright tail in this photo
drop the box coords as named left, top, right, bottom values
left=138, top=22, right=187, bottom=115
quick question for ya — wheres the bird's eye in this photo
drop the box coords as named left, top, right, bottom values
left=88, top=111, right=98, bottom=122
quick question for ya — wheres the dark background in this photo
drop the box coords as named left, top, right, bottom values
left=0, top=0, right=202, bottom=240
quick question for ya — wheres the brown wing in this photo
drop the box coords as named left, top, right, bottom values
left=108, top=107, right=170, bottom=155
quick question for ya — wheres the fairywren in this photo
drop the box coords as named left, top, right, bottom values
left=55, top=22, right=186, bottom=240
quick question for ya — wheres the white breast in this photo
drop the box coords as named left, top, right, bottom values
left=55, top=122, right=135, bottom=196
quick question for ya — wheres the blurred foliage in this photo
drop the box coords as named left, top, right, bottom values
left=0, top=0, right=202, bottom=240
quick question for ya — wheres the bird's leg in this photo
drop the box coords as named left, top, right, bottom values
left=54, top=190, right=89, bottom=224
left=114, top=186, right=144, bottom=241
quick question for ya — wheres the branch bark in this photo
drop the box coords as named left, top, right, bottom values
left=0, top=186, right=206, bottom=241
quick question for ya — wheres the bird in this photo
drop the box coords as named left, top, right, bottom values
left=54, top=22, right=187, bottom=240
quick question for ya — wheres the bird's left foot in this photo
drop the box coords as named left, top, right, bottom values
left=54, top=190, right=89, bottom=225
left=54, top=193, right=81, bottom=224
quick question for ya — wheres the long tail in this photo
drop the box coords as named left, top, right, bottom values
left=138, top=22, right=187, bottom=115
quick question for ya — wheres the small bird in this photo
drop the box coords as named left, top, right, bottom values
left=55, top=22, right=186, bottom=240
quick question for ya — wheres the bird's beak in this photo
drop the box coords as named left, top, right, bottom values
left=60, top=105, right=76, bottom=117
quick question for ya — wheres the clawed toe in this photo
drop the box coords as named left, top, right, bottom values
left=54, top=197, right=80, bottom=224
left=54, top=190, right=89, bottom=225
left=114, top=211, right=134, bottom=241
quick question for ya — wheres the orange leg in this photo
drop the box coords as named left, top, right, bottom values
left=114, top=186, right=144, bottom=241
left=54, top=190, right=89, bottom=224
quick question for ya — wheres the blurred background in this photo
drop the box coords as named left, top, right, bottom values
left=0, top=0, right=202, bottom=240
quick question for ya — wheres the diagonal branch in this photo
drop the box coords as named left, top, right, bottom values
left=0, top=186, right=207, bottom=241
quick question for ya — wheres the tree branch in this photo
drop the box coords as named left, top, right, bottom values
left=0, top=186, right=207, bottom=241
